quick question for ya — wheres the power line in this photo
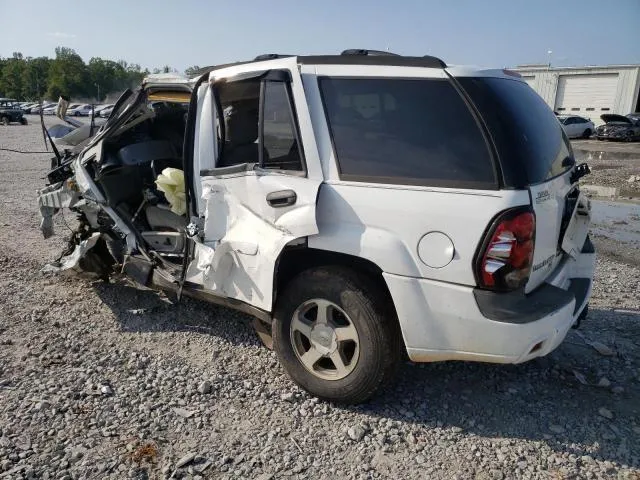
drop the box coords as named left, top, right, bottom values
left=0, top=147, right=51, bottom=154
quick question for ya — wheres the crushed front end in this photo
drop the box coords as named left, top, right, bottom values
left=37, top=153, right=120, bottom=279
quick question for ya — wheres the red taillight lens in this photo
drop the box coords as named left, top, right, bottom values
left=477, top=209, right=536, bottom=291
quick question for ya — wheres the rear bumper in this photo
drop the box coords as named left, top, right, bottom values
left=384, top=238, right=595, bottom=364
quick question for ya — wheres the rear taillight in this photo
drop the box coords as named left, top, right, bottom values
left=476, top=208, right=536, bottom=291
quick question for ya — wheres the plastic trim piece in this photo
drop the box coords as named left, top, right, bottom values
left=473, top=283, right=574, bottom=324
left=567, top=278, right=591, bottom=315
left=200, top=163, right=257, bottom=177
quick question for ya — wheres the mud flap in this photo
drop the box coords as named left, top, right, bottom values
left=253, top=318, right=273, bottom=350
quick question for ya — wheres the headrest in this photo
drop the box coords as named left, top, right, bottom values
left=227, top=103, right=258, bottom=145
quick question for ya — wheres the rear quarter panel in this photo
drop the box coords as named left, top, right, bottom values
left=300, top=64, right=529, bottom=285
left=309, top=182, right=531, bottom=285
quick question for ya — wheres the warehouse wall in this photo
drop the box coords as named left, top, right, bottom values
left=613, top=67, right=640, bottom=114
left=514, top=65, right=640, bottom=117
left=529, top=70, right=557, bottom=107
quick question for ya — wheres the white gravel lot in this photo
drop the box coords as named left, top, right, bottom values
left=573, top=139, right=640, bottom=197
left=0, top=118, right=639, bottom=479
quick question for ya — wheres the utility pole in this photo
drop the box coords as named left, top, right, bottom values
left=94, top=82, right=100, bottom=102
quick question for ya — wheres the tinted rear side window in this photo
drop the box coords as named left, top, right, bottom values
left=319, top=77, right=496, bottom=188
left=262, top=81, right=303, bottom=171
left=458, top=77, right=573, bottom=186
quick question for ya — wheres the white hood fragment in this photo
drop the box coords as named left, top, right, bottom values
left=41, top=232, right=101, bottom=275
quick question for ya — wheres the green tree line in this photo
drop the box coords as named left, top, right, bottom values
left=0, top=47, right=183, bottom=102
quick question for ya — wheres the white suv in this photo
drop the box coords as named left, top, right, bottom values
left=37, top=50, right=595, bottom=404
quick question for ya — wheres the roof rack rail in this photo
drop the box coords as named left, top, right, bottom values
left=422, top=55, right=448, bottom=68
left=253, top=54, right=294, bottom=61
left=341, top=49, right=401, bottom=57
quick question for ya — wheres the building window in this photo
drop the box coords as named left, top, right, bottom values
left=571, top=107, right=580, bottom=111
left=601, top=107, right=610, bottom=111
left=557, top=107, right=566, bottom=111
left=586, top=107, right=595, bottom=111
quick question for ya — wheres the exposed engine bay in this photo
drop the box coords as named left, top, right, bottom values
left=38, top=81, right=192, bottom=280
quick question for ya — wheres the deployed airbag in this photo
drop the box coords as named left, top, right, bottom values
left=155, top=168, right=186, bottom=215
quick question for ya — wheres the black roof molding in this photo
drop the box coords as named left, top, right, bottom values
left=212, top=68, right=292, bottom=85
left=300, top=55, right=447, bottom=69
left=341, top=49, right=401, bottom=57
left=203, top=51, right=447, bottom=74
left=253, top=54, right=294, bottom=61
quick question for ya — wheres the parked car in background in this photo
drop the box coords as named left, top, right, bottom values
left=93, top=104, right=113, bottom=115
left=595, top=114, right=640, bottom=142
left=27, top=103, right=40, bottom=114
left=0, top=98, right=28, bottom=125
left=627, top=112, right=640, bottom=123
left=42, top=105, right=60, bottom=115
left=557, top=115, right=595, bottom=139
left=68, top=104, right=93, bottom=116
left=31, top=102, right=56, bottom=114
left=99, top=105, right=115, bottom=118
left=20, top=103, right=38, bottom=113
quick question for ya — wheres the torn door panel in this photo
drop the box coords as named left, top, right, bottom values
left=254, top=174, right=321, bottom=237
left=186, top=183, right=305, bottom=311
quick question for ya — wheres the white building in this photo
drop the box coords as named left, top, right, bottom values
left=513, top=64, right=640, bottom=124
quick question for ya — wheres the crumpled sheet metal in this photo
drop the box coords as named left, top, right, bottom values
left=41, top=232, right=101, bottom=275
left=37, top=181, right=81, bottom=239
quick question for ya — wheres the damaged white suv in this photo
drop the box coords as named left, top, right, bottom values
left=38, top=51, right=595, bottom=404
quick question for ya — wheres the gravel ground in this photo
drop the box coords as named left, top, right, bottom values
left=1, top=120, right=640, bottom=479
left=573, top=139, right=640, bottom=196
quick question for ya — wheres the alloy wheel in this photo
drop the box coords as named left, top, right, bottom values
left=290, top=299, right=360, bottom=380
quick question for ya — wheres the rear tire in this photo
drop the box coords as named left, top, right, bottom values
left=272, top=266, right=402, bottom=404
left=20, top=117, right=27, bottom=125
left=582, top=129, right=592, bottom=139
left=1, top=116, right=8, bottom=126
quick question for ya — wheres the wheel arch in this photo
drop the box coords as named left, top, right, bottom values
left=273, top=245, right=402, bottom=338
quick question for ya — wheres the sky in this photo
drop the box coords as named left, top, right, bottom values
left=1, top=0, right=639, bottom=73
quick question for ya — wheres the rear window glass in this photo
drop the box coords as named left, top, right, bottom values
left=458, top=77, right=573, bottom=185
left=319, top=77, right=496, bottom=188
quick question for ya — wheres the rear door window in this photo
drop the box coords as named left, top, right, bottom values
left=262, top=81, right=304, bottom=171
left=319, top=77, right=496, bottom=188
